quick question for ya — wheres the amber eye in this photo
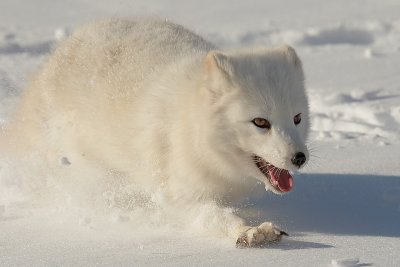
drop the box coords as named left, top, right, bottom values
left=294, top=113, right=301, bottom=125
left=252, top=118, right=271, bottom=129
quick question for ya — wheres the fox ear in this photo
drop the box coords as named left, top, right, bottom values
left=281, top=44, right=302, bottom=69
left=204, top=51, right=233, bottom=78
left=202, top=51, right=234, bottom=99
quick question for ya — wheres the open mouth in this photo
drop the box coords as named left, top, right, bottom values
left=253, top=155, right=293, bottom=193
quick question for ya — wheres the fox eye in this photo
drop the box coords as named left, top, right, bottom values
left=294, top=113, right=301, bottom=125
left=252, top=118, right=271, bottom=129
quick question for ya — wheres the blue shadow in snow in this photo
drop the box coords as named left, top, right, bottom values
left=244, top=173, right=400, bottom=237
left=0, top=41, right=53, bottom=55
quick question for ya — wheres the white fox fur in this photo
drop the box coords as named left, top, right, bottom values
left=3, top=18, right=309, bottom=246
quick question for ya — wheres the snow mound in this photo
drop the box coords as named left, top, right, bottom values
left=0, top=29, right=54, bottom=56
left=331, top=258, right=360, bottom=267
left=0, top=41, right=53, bottom=55
left=211, top=19, right=400, bottom=57
left=302, top=26, right=374, bottom=46
left=310, top=89, right=400, bottom=143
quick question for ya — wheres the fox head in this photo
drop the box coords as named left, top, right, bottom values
left=201, top=45, right=309, bottom=194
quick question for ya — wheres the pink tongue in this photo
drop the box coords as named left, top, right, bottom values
left=267, top=165, right=293, bottom=192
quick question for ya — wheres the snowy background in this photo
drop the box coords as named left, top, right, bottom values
left=0, top=0, right=400, bottom=266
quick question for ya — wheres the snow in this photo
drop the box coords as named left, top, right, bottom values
left=331, top=258, right=361, bottom=267
left=1, top=0, right=400, bottom=266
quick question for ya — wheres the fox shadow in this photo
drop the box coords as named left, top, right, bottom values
left=242, top=173, right=400, bottom=237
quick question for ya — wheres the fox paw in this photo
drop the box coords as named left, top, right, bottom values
left=236, top=222, right=288, bottom=248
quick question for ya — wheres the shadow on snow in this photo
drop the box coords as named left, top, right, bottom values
left=243, top=173, right=400, bottom=238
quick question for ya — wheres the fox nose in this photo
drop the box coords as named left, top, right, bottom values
left=291, top=152, right=306, bottom=168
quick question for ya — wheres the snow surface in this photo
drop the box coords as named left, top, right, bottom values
left=1, top=0, right=400, bottom=266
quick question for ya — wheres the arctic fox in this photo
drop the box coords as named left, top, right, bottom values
left=4, top=18, right=309, bottom=247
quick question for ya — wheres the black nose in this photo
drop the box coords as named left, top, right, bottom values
left=291, top=152, right=306, bottom=168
